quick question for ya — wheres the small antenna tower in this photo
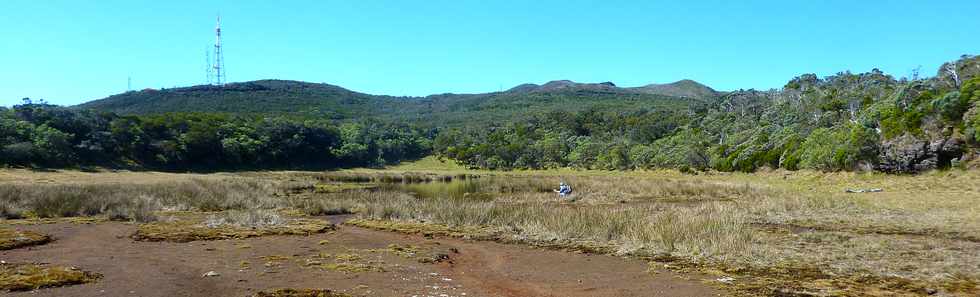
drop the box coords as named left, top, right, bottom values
left=127, top=76, right=132, bottom=92
left=205, top=48, right=211, bottom=84
left=208, top=15, right=226, bottom=86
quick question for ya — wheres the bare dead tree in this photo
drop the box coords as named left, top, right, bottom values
left=945, top=63, right=961, bottom=87
left=848, top=100, right=860, bottom=123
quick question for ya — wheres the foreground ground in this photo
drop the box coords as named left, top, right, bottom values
left=1, top=217, right=718, bottom=297
left=0, top=158, right=978, bottom=296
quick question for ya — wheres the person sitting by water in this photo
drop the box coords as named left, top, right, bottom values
left=554, top=182, right=572, bottom=198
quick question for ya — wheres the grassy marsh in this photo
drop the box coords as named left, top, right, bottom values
left=1, top=166, right=978, bottom=295
left=302, top=169, right=979, bottom=296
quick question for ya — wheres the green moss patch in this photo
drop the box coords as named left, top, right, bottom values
left=0, top=263, right=101, bottom=291
left=133, top=218, right=334, bottom=242
left=0, top=228, right=52, bottom=250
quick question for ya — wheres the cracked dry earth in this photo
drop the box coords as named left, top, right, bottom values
left=1, top=217, right=721, bottom=297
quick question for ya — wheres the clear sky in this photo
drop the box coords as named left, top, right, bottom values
left=1, top=0, right=978, bottom=106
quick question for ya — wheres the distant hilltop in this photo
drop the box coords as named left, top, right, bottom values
left=504, top=79, right=720, bottom=98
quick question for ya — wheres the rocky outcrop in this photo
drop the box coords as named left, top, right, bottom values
left=876, top=134, right=964, bottom=173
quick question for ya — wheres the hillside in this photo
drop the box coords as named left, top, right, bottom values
left=629, top=79, right=721, bottom=99
left=78, top=80, right=411, bottom=120
left=77, top=79, right=715, bottom=127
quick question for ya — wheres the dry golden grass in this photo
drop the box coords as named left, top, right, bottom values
left=0, top=228, right=51, bottom=250
left=307, top=167, right=980, bottom=296
left=133, top=211, right=333, bottom=243
left=0, top=263, right=101, bottom=291
left=0, top=177, right=287, bottom=221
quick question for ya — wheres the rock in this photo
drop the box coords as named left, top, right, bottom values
left=202, top=271, right=220, bottom=277
left=716, top=276, right=735, bottom=284
left=845, top=188, right=883, bottom=193
left=877, top=134, right=964, bottom=173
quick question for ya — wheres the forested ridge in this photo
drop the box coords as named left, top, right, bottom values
left=438, top=55, right=980, bottom=172
left=4, top=55, right=979, bottom=173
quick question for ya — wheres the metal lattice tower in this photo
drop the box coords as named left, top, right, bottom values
left=208, top=16, right=226, bottom=86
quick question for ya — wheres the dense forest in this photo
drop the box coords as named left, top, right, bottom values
left=3, top=55, right=978, bottom=173
left=0, top=104, right=431, bottom=170
left=437, top=55, right=980, bottom=172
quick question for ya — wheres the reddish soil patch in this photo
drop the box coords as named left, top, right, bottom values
left=1, top=218, right=719, bottom=297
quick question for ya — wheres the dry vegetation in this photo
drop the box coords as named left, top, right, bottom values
left=0, top=263, right=101, bottom=291
left=298, top=170, right=979, bottom=296
left=0, top=177, right=281, bottom=222
left=0, top=167, right=978, bottom=296
left=133, top=211, right=334, bottom=242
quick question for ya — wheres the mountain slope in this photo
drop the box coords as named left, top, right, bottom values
left=78, top=80, right=413, bottom=119
left=77, top=79, right=717, bottom=126
left=629, top=79, right=720, bottom=99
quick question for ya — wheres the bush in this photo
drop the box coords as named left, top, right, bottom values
left=799, top=124, right=878, bottom=171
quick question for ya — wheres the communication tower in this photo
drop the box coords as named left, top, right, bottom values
left=207, top=16, right=226, bottom=86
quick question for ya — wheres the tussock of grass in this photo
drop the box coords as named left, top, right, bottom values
left=133, top=214, right=333, bottom=242
left=252, top=288, right=352, bottom=297
left=0, top=178, right=281, bottom=221
left=311, top=263, right=385, bottom=273
left=301, top=252, right=386, bottom=273
left=204, top=210, right=286, bottom=229
left=344, top=191, right=752, bottom=259
left=0, top=216, right=106, bottom=225
left=0, top=228, right=51, bottom=250
left=312, top=171, right=480, bottom=184
left=652, top=257, right=960, bottom=297
left=0, top=263, right=101, bottom=291
left=313, top=183, right=377, bottom=193
left=347, top=218, right=497, bottom=240
left=358, top=243, right=454, bottom=264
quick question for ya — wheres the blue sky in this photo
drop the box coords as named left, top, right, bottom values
left=1, top=0, right=977, bottom=106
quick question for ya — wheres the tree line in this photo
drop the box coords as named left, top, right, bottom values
left=4, top=55, right=978, bottom=173
left=435, top=56, right=980, bottom=173
left=0, top=103, right=431, bottom=170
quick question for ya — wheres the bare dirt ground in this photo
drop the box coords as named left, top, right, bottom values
left=0, top=216, right=720, bottom=297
